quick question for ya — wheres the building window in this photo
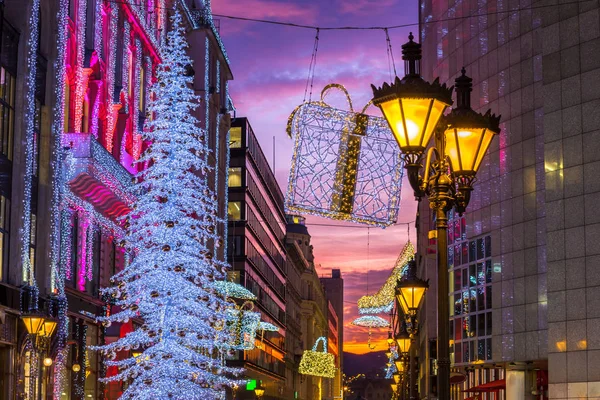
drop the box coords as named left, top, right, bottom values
left=139, top=66, right=144, bottom=112
left=228, top=167, right=242, bottom=187
left=227, top=201, right=242, bottom=220
left=229, top=127, right=242, bottom=148
left=63, top=81, right=71, bottom=132
left=447, top=210, right=492, bottom=364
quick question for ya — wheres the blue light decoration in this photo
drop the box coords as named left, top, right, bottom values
left=257, top=321, right=280, bottom=332
left=212, top=281, right=257, bottom=301
left=286, top=83, right=404, bottom=227
left=385, top=347, right=399, bottom=379
left=219, top=301, right=261, bottom=351
left=93, top=12, right=242, bottom=398
left=358, top=242, right=415, bottom=314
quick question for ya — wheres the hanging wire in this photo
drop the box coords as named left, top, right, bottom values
left=384, top=28, right=398, bottom=78
left=302, top=28, right=320, bottom=104
left=106, top=0, right=599, bottom=31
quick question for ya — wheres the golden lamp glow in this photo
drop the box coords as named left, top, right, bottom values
left=72, top=364, right=81, bottom=373
left=254, top=385, right=265, bottom=397
left=21, top=314, right=45, bottom=335
left=395, top=361, right=405, bottom=372
left=444, top=127, right=496, bottom=176
left=380, top=98, right=448, bottom=153
left=393, top=374, right=401, bottom=384
left=396, top=333, right=411, bottom=354
left=396, top=286, right=427, bottom=314
left=41, top=319, right=58, bottom=338
left=43, top=357, right=53, bottom=367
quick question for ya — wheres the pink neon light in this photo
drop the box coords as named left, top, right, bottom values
left=120, top=2, right=161, bottom=64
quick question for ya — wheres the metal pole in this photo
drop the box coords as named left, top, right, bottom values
left=436, top=206, right=450, bottom=400
left=410, top=341, right=417, bottom=400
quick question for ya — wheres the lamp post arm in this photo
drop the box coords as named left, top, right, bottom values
left=406, top=146, right=441, bottom=198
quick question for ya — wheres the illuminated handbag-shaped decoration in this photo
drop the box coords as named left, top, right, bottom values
left=286, top=84, right=404, bottom=227
left=298, top=336, right=336, bottom=378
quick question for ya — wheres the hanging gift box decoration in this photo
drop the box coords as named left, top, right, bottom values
left=286, top=84, right=404, bottom=227
left=298, top=336, right=336, bottom=378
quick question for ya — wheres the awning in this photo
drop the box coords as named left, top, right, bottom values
left=464, top=379, right=506, bottom=392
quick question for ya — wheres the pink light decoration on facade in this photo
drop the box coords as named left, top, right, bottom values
left=132, top=41, right=141, bottom=161
left=91, top=81, right=103, bottom=139
left=105, top=4, right=119, bottom=153
left=73, top=0, right=90, bottom=133
left=120, top=0, right=161, bottom=64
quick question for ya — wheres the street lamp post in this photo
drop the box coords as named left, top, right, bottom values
left=372, top=34, right=500, bottom=400
left=396, top=260, right=428, bottom=400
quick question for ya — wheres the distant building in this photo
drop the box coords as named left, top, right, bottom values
left=227, top=117, right=287, bottom=399
left=286, top=214, right=340, bottom=400
left=321, top=269, right=344, bottom=398
left=285, top=214, right=312, bottom=400
left=347, top=375, right=394, bottom=400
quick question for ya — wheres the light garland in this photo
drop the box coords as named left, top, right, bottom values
left=51, top=0, right=70, bottom=396
left=105, top=3, right=119, bottom=153
left=286, top=83, right=404, bottom=227
left=180, top=0, right=230, bottom=66
left=358, top=242, right=415, bottom=314
left=204, top=36, right=210, bottom=141
left=351, top=315, right=390, bottom=328
left=21, top=0, right=41, bottom=286
left=298, top=337, right=336, bottom=378
left=94, top=0, right=103, bottom=59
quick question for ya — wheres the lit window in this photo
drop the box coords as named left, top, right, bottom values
left=229, top=127, right=242, bottom=148
left=228, top=167, right=242, bottom=187
left=228, top=202, right=242, bottom=220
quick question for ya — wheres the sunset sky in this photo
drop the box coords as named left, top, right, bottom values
left=211, top=0, right=418, bottom=354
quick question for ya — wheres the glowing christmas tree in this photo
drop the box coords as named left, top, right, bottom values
left=95, top=11, right=240, bottom=399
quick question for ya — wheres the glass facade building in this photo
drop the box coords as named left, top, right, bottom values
left=417, top=0, right=600, bottom=397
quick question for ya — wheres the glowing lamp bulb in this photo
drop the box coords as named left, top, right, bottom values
left=43, top=357, right=53, bottom=367
left=396, top=119, right=420, bottom=143
left=72, top=364, right=81, bottom=372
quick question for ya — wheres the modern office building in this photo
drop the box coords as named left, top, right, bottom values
left=227, top=117, right=288, bottom=399
left=415, top=0, right=600, bottom=398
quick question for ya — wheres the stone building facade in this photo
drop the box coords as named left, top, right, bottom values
left=0, top=0, right=233, bottom=398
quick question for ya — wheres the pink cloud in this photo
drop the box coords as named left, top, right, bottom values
left=212, top=0, right=318, bottom=22
left=336, top=0, right=398, bottom=15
